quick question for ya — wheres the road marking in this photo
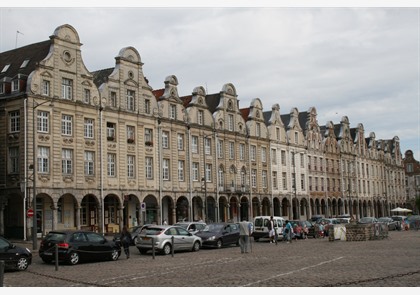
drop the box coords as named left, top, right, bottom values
left=241, top=256, right=344, bottom=287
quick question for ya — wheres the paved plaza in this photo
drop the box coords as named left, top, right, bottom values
left=3, top=229, right=420, bottom=287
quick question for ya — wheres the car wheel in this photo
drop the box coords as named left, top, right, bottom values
left=16, top=257, right=29, bottom=271
left=192, top=241, right=200, bottom=252
left=216, top=239, right=223, bottom=249
left=253, top=238, right=259, bottom=242
left=134, top=237, right=139, bottom=245
left=162, top=243, right=172, bottom=255
left=68, top=252, right=80, bottom=265
left=110, top=249, right=119, bottom=261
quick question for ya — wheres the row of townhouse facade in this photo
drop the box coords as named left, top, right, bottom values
left=0, top=24, right=406, bottom=239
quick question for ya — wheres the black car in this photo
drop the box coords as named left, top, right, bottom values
left=195, top=222, right=240, bottom=248
left=0, top=236, right=32, bottom=271
left=39, top=230, right=121, bottom=265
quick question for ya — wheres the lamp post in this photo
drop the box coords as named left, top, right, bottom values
left=32, top=98, right=53, bottom=250
left=291, top=151, right=296, bottom=220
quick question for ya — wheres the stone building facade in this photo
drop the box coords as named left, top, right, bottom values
left=0, top=24, right=407, bottom=239
left=403, top=150, right=420, bottom=214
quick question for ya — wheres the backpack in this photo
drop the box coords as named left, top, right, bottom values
left=284, top=228, right=289, bottom=234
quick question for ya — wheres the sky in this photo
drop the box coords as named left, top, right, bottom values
left=1, top=1, right=419, bottom=162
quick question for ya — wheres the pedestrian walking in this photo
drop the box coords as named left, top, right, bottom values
left=239, top=219, right=252, bottom=254
left=120, top=226, right=131, bottom=259
left=284, top=220, right=293, bottom=243
left=268, top=216, right=276, bottom=244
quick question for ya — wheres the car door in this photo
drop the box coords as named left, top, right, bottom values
left=0, top=237, right=16, bottom=268
left=171, top=227, right=192, bottom=251
left=85, top=232, right=109, bottom=261
left=70, top=232, right=91, bottom=262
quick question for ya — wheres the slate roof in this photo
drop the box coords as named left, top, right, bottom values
left=92, top=68, right=114, bottom=87
left=0, top=40, right=51, bottom=80
left=205, top=93, right=220, bottom=114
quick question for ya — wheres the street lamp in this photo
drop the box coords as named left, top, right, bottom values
left=32, top=98, right=53, bottom=250
left=202, top=134, right=209, bottom=222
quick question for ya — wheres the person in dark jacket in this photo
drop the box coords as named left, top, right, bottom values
left=120, top=226, right=131, bottom=258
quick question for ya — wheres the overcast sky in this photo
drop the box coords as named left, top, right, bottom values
left=1, top=3, right=419, bottom=161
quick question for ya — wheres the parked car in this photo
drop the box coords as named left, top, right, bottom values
left=310, top=215, right=324, bottom=223
left=406, top=215, right=420, bottom=230
left=173, top=221, right=207, bottom=235
left=391, top=216, right=409, bottom=230
left=195, top=222, right=240, bottom=248
left=39, top=230, right=121, bottom=265
left=0, top=236, right=32, bottom=271
left=289, top=220, right=313, bottom=239
left=358, top=217, right=378, bottom=224
left=377, top=217, right=398, bottom=231
left=316, top=218, right=340, bottom=236
left=113, top=224, right=152, bottom=246
left=136, top=225, right=202, bottom=255
left=252, top=216, right=285, bottom=242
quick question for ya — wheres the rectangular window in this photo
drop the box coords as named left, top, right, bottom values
left=145, top=99, right=151, bottom=114
left=301, top=174, right=305, bottom=190
left=163, top=158, right=170, bottom=180
left=62, top=78, right=73, bottom=100
left=272, top=171, right=278, bottom=189
left=239, top=143, right=245, bottom=160
left=276, top=127, right=280, bottom=140
left=107, top=153, right=116, bottom=177
left=162, top=131, right=169, bottom=148
left=177, top=133, right=184, bottom=150
left=62, top=148, right=73, bottom=174
left=294, top=131, right=298, bottom=144
left=145, top=157, right=153, bottom=179
left=178, top=160, right=185, bottom=181
left=205, top=137, right=211, bottom=155
left=110, top=91, right=117, bottom=107
left=61, top=115, right=73, bottom=136
left=281, top=150, right=286, bottom=165
left=37, top=111, right=49, bottom=133
left=84, top=151, right=95, bottom=176
left=127, top=125, right=135, bottom=143
left=8, top=147, right=19, bottom=174
left=127, top=155, right=135, bottom=178
left=192, top=136, right=198, bottom=153
left=38, top=146, right=50, bottom=173
left=198, top=110, right=204, bottom=125
left=271, top=149, right=277, bottom=164
left=127, top=90, right=135, bottom=111
left=300, top=153, right=304, bottom=168
left=205, top=164, right=212, bottom=182
left=251, top=145, right=256, bottom=161
left=282, top=172, right=287, bottom=190
left=251, top=169, right=257, bottom=188
left=228, top=114, right=234, bottom=131
left=12, top=79, right=19, bottom=92
left=168, top=104, right=176, bottom=119
left=229, top=142, right=235, bottom=159
left=262, top=170, right=267, bottom=188
left=256, top=123, right=261, bottom=137
left=84, top=89, right=91, bottom=104
left=107, top=122, right=116, bottom=141
left=217, top=139, right=224, bottom=158
left=84, top=118, right=94, bottom=139
left=261, top=147, right=267, bottom=163
left=192, top=162, right=199, bottom=181
left=9, top=110, right=20, bottom=133
left=42, top=80, right=50, bottom=96
left=145, top=128, right=153, bottom=146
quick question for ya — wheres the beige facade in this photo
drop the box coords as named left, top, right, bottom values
left=0, top=24, right=407, bottom=239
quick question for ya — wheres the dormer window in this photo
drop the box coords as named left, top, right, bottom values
left=20, top=59, right=30, bottom=68
left=12, top=79, right=19, bottom=92
left=1, top=64, right=10, bottom=73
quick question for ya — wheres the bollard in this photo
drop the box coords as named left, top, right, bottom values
left=0, top=260, right=4, bottom=287
left=152, top=237, right=155, bottom=260
left=171, top=236, right=174, bottom=257
left=55, top=244, right=59, bottom=271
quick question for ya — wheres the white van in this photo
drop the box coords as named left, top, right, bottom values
left=252, top=216, right=285, bottom=242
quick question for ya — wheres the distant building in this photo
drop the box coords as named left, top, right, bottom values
left=403, top=150, right=420, bottom=214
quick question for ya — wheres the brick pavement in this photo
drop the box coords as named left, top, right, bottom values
left=3, top=230, right=420, bottom=287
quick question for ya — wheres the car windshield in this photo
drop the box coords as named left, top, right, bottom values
left=174, top=223, right=188, bottom=229
left=44, top=232, right=67, bottom=242
left=203, top=224, right=224, bottom=232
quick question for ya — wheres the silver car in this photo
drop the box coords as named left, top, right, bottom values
left=136, top=225, right=202, bottom=255
left=174, top=221, right=206, bottom=235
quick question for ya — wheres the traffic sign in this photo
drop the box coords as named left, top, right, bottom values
left=27, top=208, right=34, bottom=217
left=140, top=202, right=146, bottom=211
